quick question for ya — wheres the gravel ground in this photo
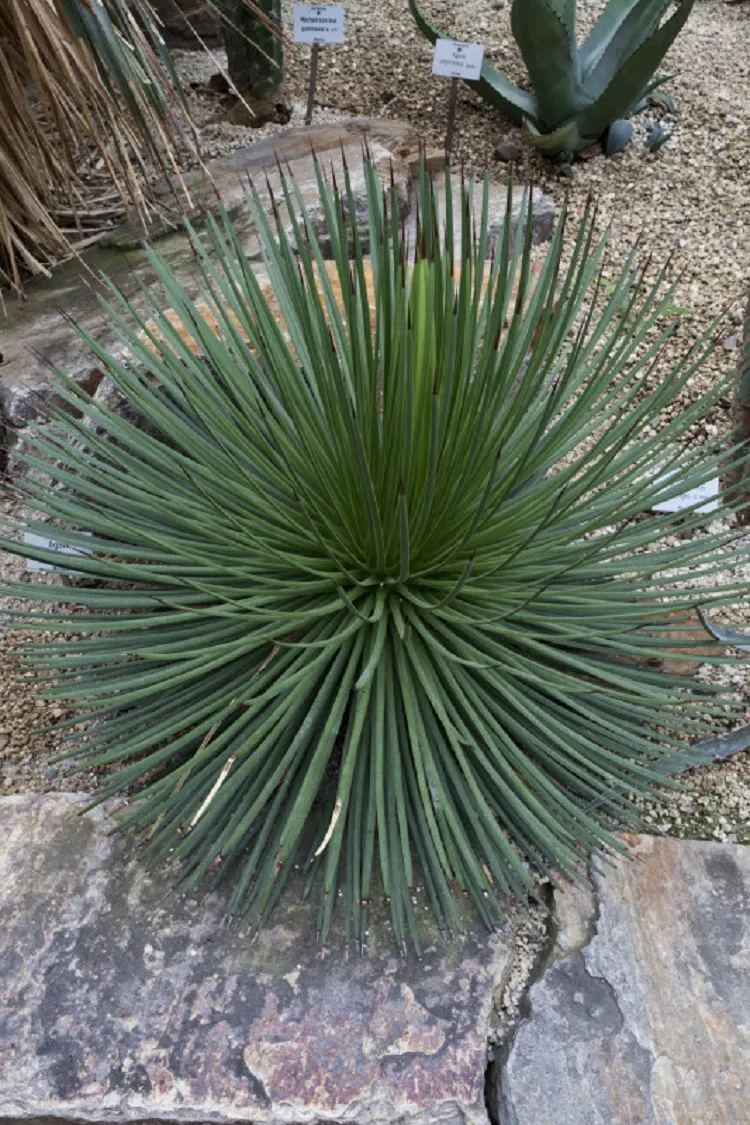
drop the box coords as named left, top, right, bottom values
left=1, top=1, right=749, bottom=869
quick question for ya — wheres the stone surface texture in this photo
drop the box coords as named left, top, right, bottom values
left=495, top=834, right=750, bottom=1125
left=0, top=793, right=511, bottom=1124
left=404, top=182, right=555, bottom=261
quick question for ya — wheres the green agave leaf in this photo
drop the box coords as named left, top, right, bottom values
left=578, top=0, right=694, bottom=141
left=604, top=117, right=633, bottom=154
left=539, top=0, right=579, bottom=58
left=648, top=86, right=676, bottom=112
left=646, top=122, right=670, bottom=151
left=407, top=0, right=538, bottom=125
left=625, top=73, right=673, bottom=117
left=690, top=726, right=750, bottom=764
left=523, top=116, right=591, bottom=155
left=582, top=0, right=684, bottom=102
left=511, top=0, right=592, bottom=128
left=581, top=0, right=642, bottom=77
left=3, top=155, right=749, bottom=948
left=698, top=611, right=750, bottom=651
left=581, top=0, right=673, bottom=85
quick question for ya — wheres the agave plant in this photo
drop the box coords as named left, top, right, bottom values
left=729, top=291, right=750, bottom=524
left=408, top=0, right=694, bottom=156
left=3, top=158, right=749, bottom=948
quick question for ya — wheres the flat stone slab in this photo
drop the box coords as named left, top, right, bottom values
left=0, top=119, right=416, bottom=437
left=404, top=182, right=555, bottom=257
left=0, top=793, right=511, bottom=1124
left=494, top=834, right=750, bottom=1125
left=0, top=117, right=553, bottom=451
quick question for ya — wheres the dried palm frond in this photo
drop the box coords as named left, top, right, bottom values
left=0, top=0, right=188, bottom=294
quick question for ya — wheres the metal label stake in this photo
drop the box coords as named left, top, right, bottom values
left=305, top=41, right=320, bottom=125
left=293, top=5, right=345, bottom=126
left=432, top=39, right=485, bottom=158
left=445, top=77, right=459, bottom=155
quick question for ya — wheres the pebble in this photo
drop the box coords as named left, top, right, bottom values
left=494, top=140, right=523, bottom=163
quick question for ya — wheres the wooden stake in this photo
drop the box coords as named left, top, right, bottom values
left=305, top=42, right=321, bottom=126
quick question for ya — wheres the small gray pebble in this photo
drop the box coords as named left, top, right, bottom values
left=45, top=766, right=59, bottom=780
left=494, top=140, right=523, bottom=163
left=723, top=335, right=738, bottom=351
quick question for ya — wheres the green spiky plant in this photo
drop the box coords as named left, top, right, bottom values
left=3, top=157, right=750, bottom=949
left=408, top=0, right=694, bottom=156
left=731, top=292, right=750, bottom=524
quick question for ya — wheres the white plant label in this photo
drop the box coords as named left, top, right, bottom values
left=293, top=5, right=345, bottom=44
left=652, top=477, right=720, bottom=515
left=24, top=531, right=92, bottom=574
left=432, top=40, right=485, bottom=80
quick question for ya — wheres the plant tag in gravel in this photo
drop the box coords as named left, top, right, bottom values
left=24, top=532, right=92, bottom=575
left=432, top=41, right=485, bottom=81
left=293, top=5, right=345, bottom=44
left=652, top=477, right=720, bottom=515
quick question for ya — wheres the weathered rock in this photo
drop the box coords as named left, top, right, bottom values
left=0, top=120, right=418, bottom=461
left=104, top=119, right=418, bottom=252
left=493, top=141, right=524, bottom=164
left=405, top=147, right=448, bottom=180
left=487, top=186, right=556, bottom=250
left=0, top=793, right=511, bottom=1124
left=494, top=835, right=750, bottom=1125
left=405, top=181, right=555, bottom=258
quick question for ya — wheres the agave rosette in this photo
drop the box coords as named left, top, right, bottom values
left=408, top=0, right=694, bottom=156
left=2, top=156, right=748, bottom=948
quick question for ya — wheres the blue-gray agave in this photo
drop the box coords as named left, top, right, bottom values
left=3, top=160, right=748, bottom=949
left=408, top=0, right=694, bottom=156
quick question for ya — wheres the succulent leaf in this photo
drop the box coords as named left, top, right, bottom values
left=583, top=0, right=678, bottom=101
left=511, top=0, right=591, bottom=128
left=604, top=117, right=633, bottom=154
left=4, top=160, right=747, bottom=947
left=649, top=88, right=676, bottom=113
left=406, top=0, right=537, bottom=125
left=547, top=0, right=580, bottom=57
left=577, top=0, right=693, bottom=141
left=580, top=0, right=672, bottom=78
left=646, top=121, right=670, bottom=151
left=523, top=116, right=589, bottom=155
left=697, top=612, right=750, bottom=651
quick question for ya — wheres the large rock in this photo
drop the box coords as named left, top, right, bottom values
left=405, top=182, right=555, bottom=258
left=0, top=117, right=551, bottom=470
left=0, top=120, right=418, bottom=460
left=493, top=835, right=750, bottom=1125
left=105, top=119, right=418, bottom=253
left=0, top=793, right=511, bottom=1124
